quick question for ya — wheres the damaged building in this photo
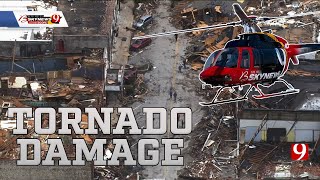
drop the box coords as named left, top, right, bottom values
left=0, top=0, right=122, bottom=103
left=0, top=1, right=121, bottom=177
left=240, top=109, right=320, bottom=143
left=53, top=0, right=119, bottom=56
left=0, top=1, right=57, bottom=57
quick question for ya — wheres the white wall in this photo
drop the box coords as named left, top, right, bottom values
left=240, top=119, right=320, bottom=131
left=240, top=119, right=320, bottom=142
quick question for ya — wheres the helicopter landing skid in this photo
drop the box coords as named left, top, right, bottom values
left=199, top=85, right=252, bottom=106
left=252, top=79, right=300, bottom=99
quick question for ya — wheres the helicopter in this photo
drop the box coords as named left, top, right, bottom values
left=133, top=3, right=320, bottom=106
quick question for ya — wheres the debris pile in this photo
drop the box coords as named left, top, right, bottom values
left=133, top=74, right=148, bottom=97
left=178, top=107, right=238, bottom=179
left=171, top=1, right=229, bottom=29
left=134, top=1, right=158, bottom=17
left=169, top=3, right=240, bottom=71
left=172, top=1, right=320, bottom=178
left=0, top=46, right=105, bottom=161
left=240, top=143, right=320, bottom=179
left=287, top=69, right=320, bottom=77
left=121, top=64, right=152, bottom=105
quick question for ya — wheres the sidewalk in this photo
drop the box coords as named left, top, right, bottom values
left=112, top=0, right=135, bottom=65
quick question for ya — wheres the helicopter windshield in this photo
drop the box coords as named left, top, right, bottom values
left=204, top=50, right=221, bottom=69
left=213, top=48, right=239, bottom=68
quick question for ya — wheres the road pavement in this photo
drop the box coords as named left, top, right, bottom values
left=128, top=0, right=206, bottom=179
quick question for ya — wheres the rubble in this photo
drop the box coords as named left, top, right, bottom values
left=177, top=103, right=238, bottom=179
left=287, top=69, right=320, bottom=77
left=170, top=0, right=320, bottom=179
left=0, top=0, right=320, bottom=179
left=0, top=47, right=105, bottom=162
left=134, top=1, right=158, bottom=17
left=120, top=63, right=152, bottom=105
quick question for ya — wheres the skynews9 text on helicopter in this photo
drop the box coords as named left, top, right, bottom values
left=133, top=3, right=320, bottom=106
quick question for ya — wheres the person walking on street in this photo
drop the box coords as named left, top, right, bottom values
left=173, top=91, right=177, bottom=102
left=178, top=64, right=182, bottom=73
left=169, top=87, right=173, bottom=99
left=174, top=34, right=178, bottom=41
left=183, top=59, right=187, bottom=69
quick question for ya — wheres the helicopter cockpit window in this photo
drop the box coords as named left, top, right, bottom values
left=204, top=50, right=221, bottom=69
left=275, top=48, right=285, bottom=65
left=259, top=49, right=281, bottom=67
left=214, top=48, right=239, bottom=68
left=240, top=50, right=250, bottom=69
left=253, top=49, right=261, bottom=67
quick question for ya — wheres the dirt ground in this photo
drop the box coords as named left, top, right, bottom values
left=128, top=0, right=207, bottom=179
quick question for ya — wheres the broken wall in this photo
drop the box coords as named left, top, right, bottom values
left=0, top=41, right=53, bottom=57
left=54, top=36, right=110, bottom=53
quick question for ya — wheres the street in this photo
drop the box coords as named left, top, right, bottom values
left=129, top=0, right=205, bottom=179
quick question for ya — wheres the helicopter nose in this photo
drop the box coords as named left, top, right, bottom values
left=200, top=73, right=204, bottom=79
left=200, top=71, right=211, bottom=84
left=199, top=72, right=207, bottom=81
left=199, top=67, right=230, bottom=86
left=200, top=68, right=214, bottom=79
left=200, top=68, right=210, bottom=77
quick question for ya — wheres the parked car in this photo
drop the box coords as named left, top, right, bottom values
left=130, top=38, right=152, bottom=51
left=133, top=15, right=153, bottom=30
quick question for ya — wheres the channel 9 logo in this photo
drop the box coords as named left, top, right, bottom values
left=51, top=14, right=61, bottom=23
left=291, top=144, right=309, bottom=161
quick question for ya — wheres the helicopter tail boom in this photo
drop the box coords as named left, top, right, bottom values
left=287, top=44, right=320, bottom=65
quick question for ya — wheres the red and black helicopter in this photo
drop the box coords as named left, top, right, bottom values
left=133, top=3, right=320, bottom=106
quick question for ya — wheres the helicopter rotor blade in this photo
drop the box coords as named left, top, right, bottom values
left=257, top=11, right=320, bottom=23
left=252, top=23, right=262, bottom=32
left=233, top=3, right=250, bottom=22
left=233, top=3, right=261, bottom=32
left=296, top=22, right=314, bottom=28
left=132, top=22, right=240, bottom=39
left=255, top=17, right=277, bottom=21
